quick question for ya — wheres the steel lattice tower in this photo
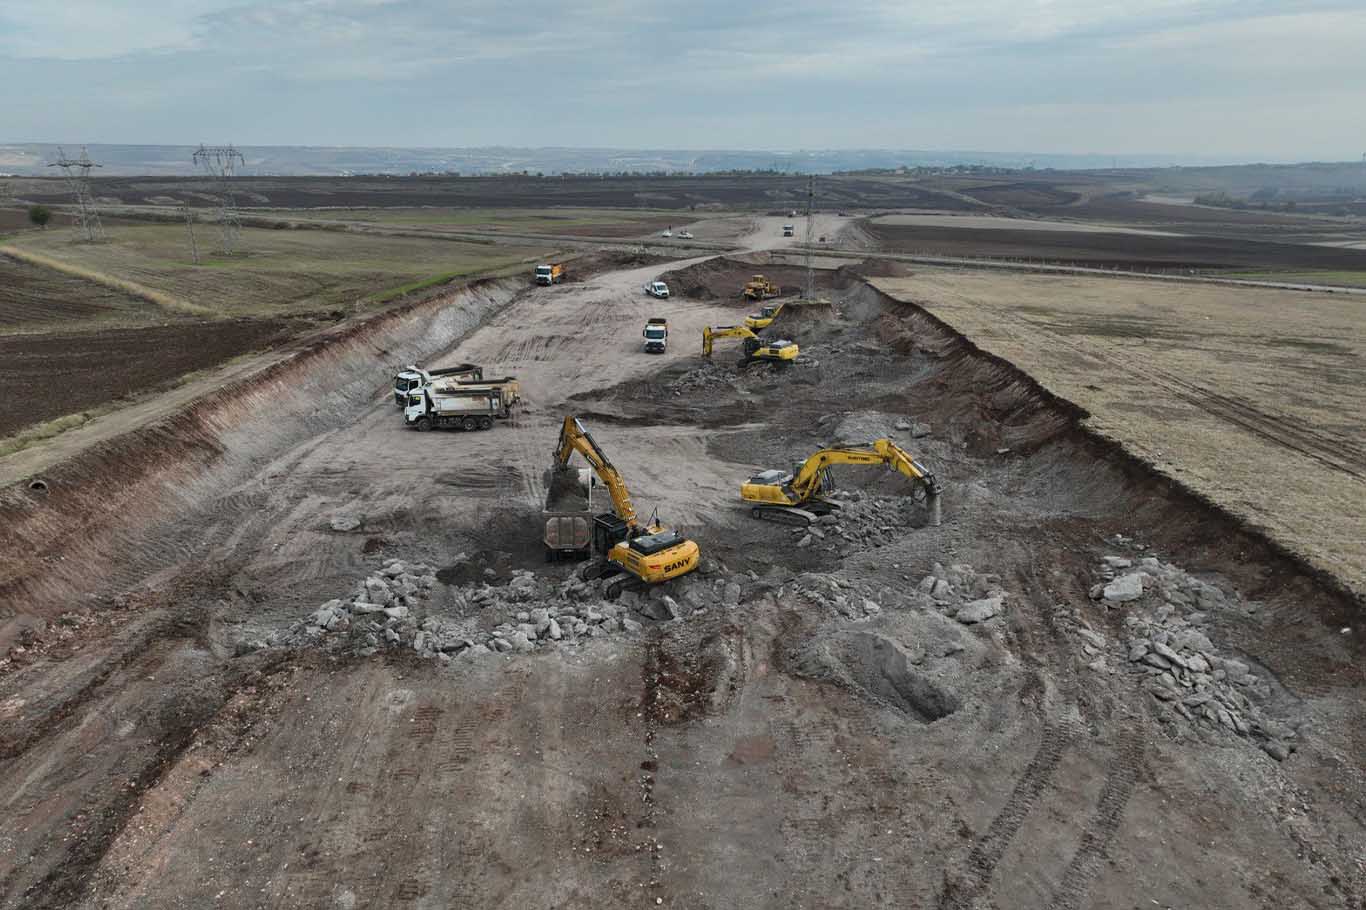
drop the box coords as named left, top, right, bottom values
left=193, top=144, right=247, bottom=255
left=48, top=147, right=105, bottom=242
left=803, top=175, right=817, bottom=301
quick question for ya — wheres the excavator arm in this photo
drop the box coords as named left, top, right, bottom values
left=788, top=439, right=942, bottom=524
left=552, top=417, right=638, bottom=527
left=702, top=324, right=756, bottom=357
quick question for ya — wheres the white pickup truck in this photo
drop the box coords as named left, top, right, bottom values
left=644, top=281, right=670, bottom=299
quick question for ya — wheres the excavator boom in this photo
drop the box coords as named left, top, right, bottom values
left=549, top=416, right=701, bottom=589
left=741, top=438, right=942, bottom=526
left=552, top=416, right=637, bottom=527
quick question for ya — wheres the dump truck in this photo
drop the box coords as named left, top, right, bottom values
left=404, top=387, right=505, bottom=431
left=392, top=363, right=483, bottom=406
left=543, top=466, right=596, bottom=560
left=535, top=263, right=565, bottom=286
left=643, top=318, right=668, bottom=353
left=428, top=375, right=521, bottom=414
left=782, top=224, right=795, bottom=237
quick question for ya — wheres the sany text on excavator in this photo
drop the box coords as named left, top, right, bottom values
left=741, top=438, right=943, bottom=527
left=702, top=325, right=799, bottom=364
left=548, top=416, right=700, bottom=595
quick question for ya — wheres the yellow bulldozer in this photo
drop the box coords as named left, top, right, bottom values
left=742, top=274, right=780, bottom=301
left=740, top=438, right=942, bottom=527
left=702, top=325, right=799, bottom=364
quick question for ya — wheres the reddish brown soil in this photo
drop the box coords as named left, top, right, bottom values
left=0, top=319, right=304, bottom=437
left=0, top=256, right=154, bottom=329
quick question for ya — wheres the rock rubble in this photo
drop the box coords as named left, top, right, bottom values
left=1084, top=554, right=1300, bottom=760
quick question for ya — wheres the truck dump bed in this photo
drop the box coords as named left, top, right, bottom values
left=542, top=467, right=594, bottom=555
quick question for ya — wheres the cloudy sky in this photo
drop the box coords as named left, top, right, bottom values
left=2, top=0, right=1364, bottom=159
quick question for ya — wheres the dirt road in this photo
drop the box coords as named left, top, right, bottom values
left=1, top=246, right=1362, bottom=910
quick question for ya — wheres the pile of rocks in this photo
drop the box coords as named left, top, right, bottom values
left=1086, top=555, right=1299, bottom=761
left=294, top=557, right=744, bottom=662
left=819, top=410, right=931, bottom=445
left=792, top=490, right=927, bottom=555
left=296, top=558, right=438, bottom=645
left=669, top=364, right=733, bottom=395
left=782, top=562, right=1005, bottom=627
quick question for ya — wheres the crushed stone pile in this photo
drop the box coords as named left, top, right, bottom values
left=819, top=410, right=931, bottom=445
left=792, top=489, right=933, bottom=556
left=1082, top=554, right=1301, bottom=761
left=782, top=561, right=1005, bottom=627
left=289, top=556, right=747, bottom=662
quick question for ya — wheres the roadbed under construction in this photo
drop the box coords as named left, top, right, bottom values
left=0, top=250, right=1361, bottom=910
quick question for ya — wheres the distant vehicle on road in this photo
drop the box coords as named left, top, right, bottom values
left=660, top=229, right=673, bottom=238
left=782, top=224, right=795, bottom=237
left=535, top=263, right=565, bottom=285
left=677, top=230, right=694, bottom=239
left=644, top=281, right=670, bottom=299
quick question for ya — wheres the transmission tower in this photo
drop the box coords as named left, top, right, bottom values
left=180, top=205, right=201, bottom=265
left=48, top=146, right=105, bottom=242
left=192, top=144, right=247, bottom=255
left=803, top=174, right=817, bottom=301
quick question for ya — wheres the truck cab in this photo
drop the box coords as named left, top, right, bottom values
left=535, top=263, right=565, bottom=285
left=782, top=224, right=795, bottom=237
left=643, top=318, right=668, bottom=353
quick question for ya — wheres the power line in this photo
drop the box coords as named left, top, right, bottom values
left=192, top=144, right=247, bottom=255
left=47, top=146, right=105, bottom=242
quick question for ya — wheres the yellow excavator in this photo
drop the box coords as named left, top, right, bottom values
left=744, top=302, right=785, bottom=330
left=742, top=274, right=780, bottom=301
left=702, top=325, right=800, bottom=364
left=740, top=438, right=943, bottom=527
left=550, top=416, right=700, bottom=594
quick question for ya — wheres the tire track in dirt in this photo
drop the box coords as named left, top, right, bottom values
left=939, top=566, right=1086, bottom=910
left=1045, top=727, right=1146, bottom=910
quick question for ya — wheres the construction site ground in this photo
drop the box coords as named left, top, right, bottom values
left=1, top=217, right=1363, bottom=910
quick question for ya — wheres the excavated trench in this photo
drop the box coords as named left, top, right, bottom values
left=0, top=276, right=528, bottom=648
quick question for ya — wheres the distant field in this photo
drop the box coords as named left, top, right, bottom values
left=286, top=207, right=679, bottom=238
left=0, top=253, right=175, bottom=332
left=874, top=271, right=1366, bottom=598
left=864, top=220, right=1366, bottom=272
left=1215, top=270, right=1366, bottom=288
left=3, top=223, right=550, bottom=318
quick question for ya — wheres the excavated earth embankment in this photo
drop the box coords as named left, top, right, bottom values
left=0, top=277, right=525, bottom=649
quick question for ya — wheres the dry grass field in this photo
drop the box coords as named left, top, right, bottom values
left=872, top=270, right=1366, bottom=598
left=2, top=223, right=550, bottom=318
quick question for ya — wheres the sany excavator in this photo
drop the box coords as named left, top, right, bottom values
left=744, top=302, right=785, bottom=331
left=549, top=416, right=700, bottom=594
left=702, top=325, right=799, bottom=364
left=740, top=438, right=943, bottom=527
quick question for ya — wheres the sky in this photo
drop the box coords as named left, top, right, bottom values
left=2, top=0, right=1365, bottom=160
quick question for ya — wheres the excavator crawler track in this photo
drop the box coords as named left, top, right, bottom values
left=748, top=504, right=819, bottom=527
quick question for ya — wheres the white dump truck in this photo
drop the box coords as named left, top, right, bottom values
left=392, top=363, right=482, bottom=406
left=404, top=387, right=505, bottom=432
left=643, top=317, right=667, bottom=353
